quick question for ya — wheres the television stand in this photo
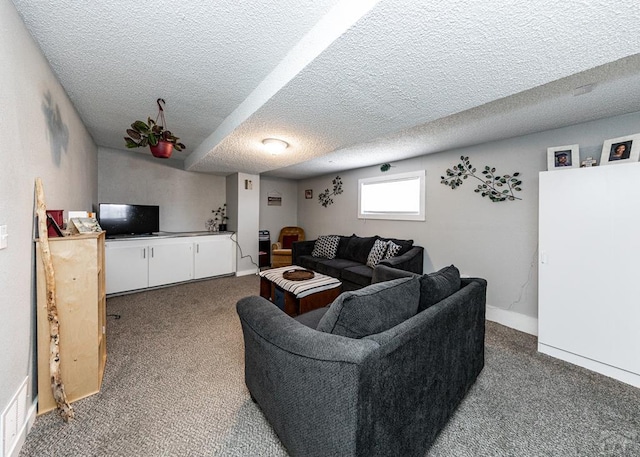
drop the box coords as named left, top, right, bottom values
left=105, top=232, right=236, bottom=295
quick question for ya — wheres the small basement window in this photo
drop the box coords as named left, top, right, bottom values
left=358, top=170, right=425, bottom=221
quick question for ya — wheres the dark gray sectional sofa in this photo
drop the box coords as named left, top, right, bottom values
left=237, top=264, right=487, bottom=457
left=292, top=234, right=424, bottom=291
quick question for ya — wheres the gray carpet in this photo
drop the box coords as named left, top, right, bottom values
left=20, top=275, right=640, bottom=456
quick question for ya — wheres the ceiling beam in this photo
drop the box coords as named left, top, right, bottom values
left=184, top=0, right=382, bottom=171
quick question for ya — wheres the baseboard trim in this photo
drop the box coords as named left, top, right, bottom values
left=485, top=305, right=538, bottom=336
left=236, top=268, right=258, bottom=277
left=8, top=398, right=37, bottom=457
left=538, top=343, right=640, bottom=388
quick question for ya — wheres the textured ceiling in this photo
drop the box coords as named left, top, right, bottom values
left=11, top=0, right=640, bottom=179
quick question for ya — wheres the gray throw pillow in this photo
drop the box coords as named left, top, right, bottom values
left=418, top=265, right=461, bottom=312
left=311, top=235, right=340, bottom=259
left=316, top=277, right=420, bottom=338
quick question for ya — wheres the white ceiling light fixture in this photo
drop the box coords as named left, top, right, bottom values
left=262, top=138, right=289, bottom=155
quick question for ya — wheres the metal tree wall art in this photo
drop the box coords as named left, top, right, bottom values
left=318, top=175, right=343, bottom=207
left=441, top=156, right=523, bottom=202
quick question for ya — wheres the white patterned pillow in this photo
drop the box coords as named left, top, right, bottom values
left=384, top=241, right=402, bottom=259
left=311, top=235, right=340, bottom=259
left=366, top=239, right=389, bottom=267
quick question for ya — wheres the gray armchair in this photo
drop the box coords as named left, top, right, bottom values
left=236, top=272, right=487, bottom=457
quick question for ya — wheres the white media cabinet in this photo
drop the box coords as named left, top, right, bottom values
left=105, top=232, right=235, bottom=295
left=538, top=163, right=640, bottom=388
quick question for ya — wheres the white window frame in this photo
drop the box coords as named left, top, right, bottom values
left=358, top=170, right=426, bottom=221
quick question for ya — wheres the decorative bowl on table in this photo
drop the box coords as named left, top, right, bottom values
left=283, top=269, right=315, bottom=281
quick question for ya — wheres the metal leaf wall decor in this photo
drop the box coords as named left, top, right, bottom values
left=318, top=175, right=343, bottom=207
left=441, top=156, right=523, bottom=202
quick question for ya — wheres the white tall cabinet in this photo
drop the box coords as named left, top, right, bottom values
left=538, top=163, right=640, bottom=388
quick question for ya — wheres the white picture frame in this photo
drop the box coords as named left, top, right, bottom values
left=547, top=144, right=579, bottom=170
left=600, top=133, right=640, bottom=165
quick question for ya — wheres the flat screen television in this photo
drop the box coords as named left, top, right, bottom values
left=98, top=203, right=160, bottom=237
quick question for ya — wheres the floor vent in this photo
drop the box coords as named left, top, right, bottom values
left=1, top=377, right=28, bottom=457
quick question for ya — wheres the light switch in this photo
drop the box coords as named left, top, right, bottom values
left=0, top=225, right=7, bottom=249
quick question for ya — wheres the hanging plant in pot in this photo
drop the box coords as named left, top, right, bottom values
left=124, top=99, right=186, bottom=159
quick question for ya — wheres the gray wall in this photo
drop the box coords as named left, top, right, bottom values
left=298, top=110, right=640, bottom=331
left=258, top=176, right=299, bottom=245
left=98, top=147, right=226, bottom=232
left=0, top=0, right=98, bottom=415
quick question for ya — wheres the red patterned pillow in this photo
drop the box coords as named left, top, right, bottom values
left=282, top=234, right=299, bottom=249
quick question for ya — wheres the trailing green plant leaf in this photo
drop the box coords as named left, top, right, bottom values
left=126, top=129, right=141, bottom=140
left=131, top=120, right=150, bottom=132
left=124, top=137, right=139, bottom=148
left=440, top=156, right=522, bottom=202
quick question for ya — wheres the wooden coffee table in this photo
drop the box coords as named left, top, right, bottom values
left=259, top=266, right=342, bottom=316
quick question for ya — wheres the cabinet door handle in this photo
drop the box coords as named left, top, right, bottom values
left=151, top=247, right=154, bottom=257
left=142, top=248, right=146, bottom=259
left=197, top=244, right=199, bottom=254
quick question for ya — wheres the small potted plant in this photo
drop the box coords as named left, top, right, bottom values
left=212, top=204, right=228, bottom=231
left=124, top=99, right=186, bottom=159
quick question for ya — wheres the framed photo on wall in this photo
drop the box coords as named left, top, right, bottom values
left=305, top=189, right=313, bottom=199
left=600, top=133, right=640, bottom=165
left=547, top=144, right=579, bottom=170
